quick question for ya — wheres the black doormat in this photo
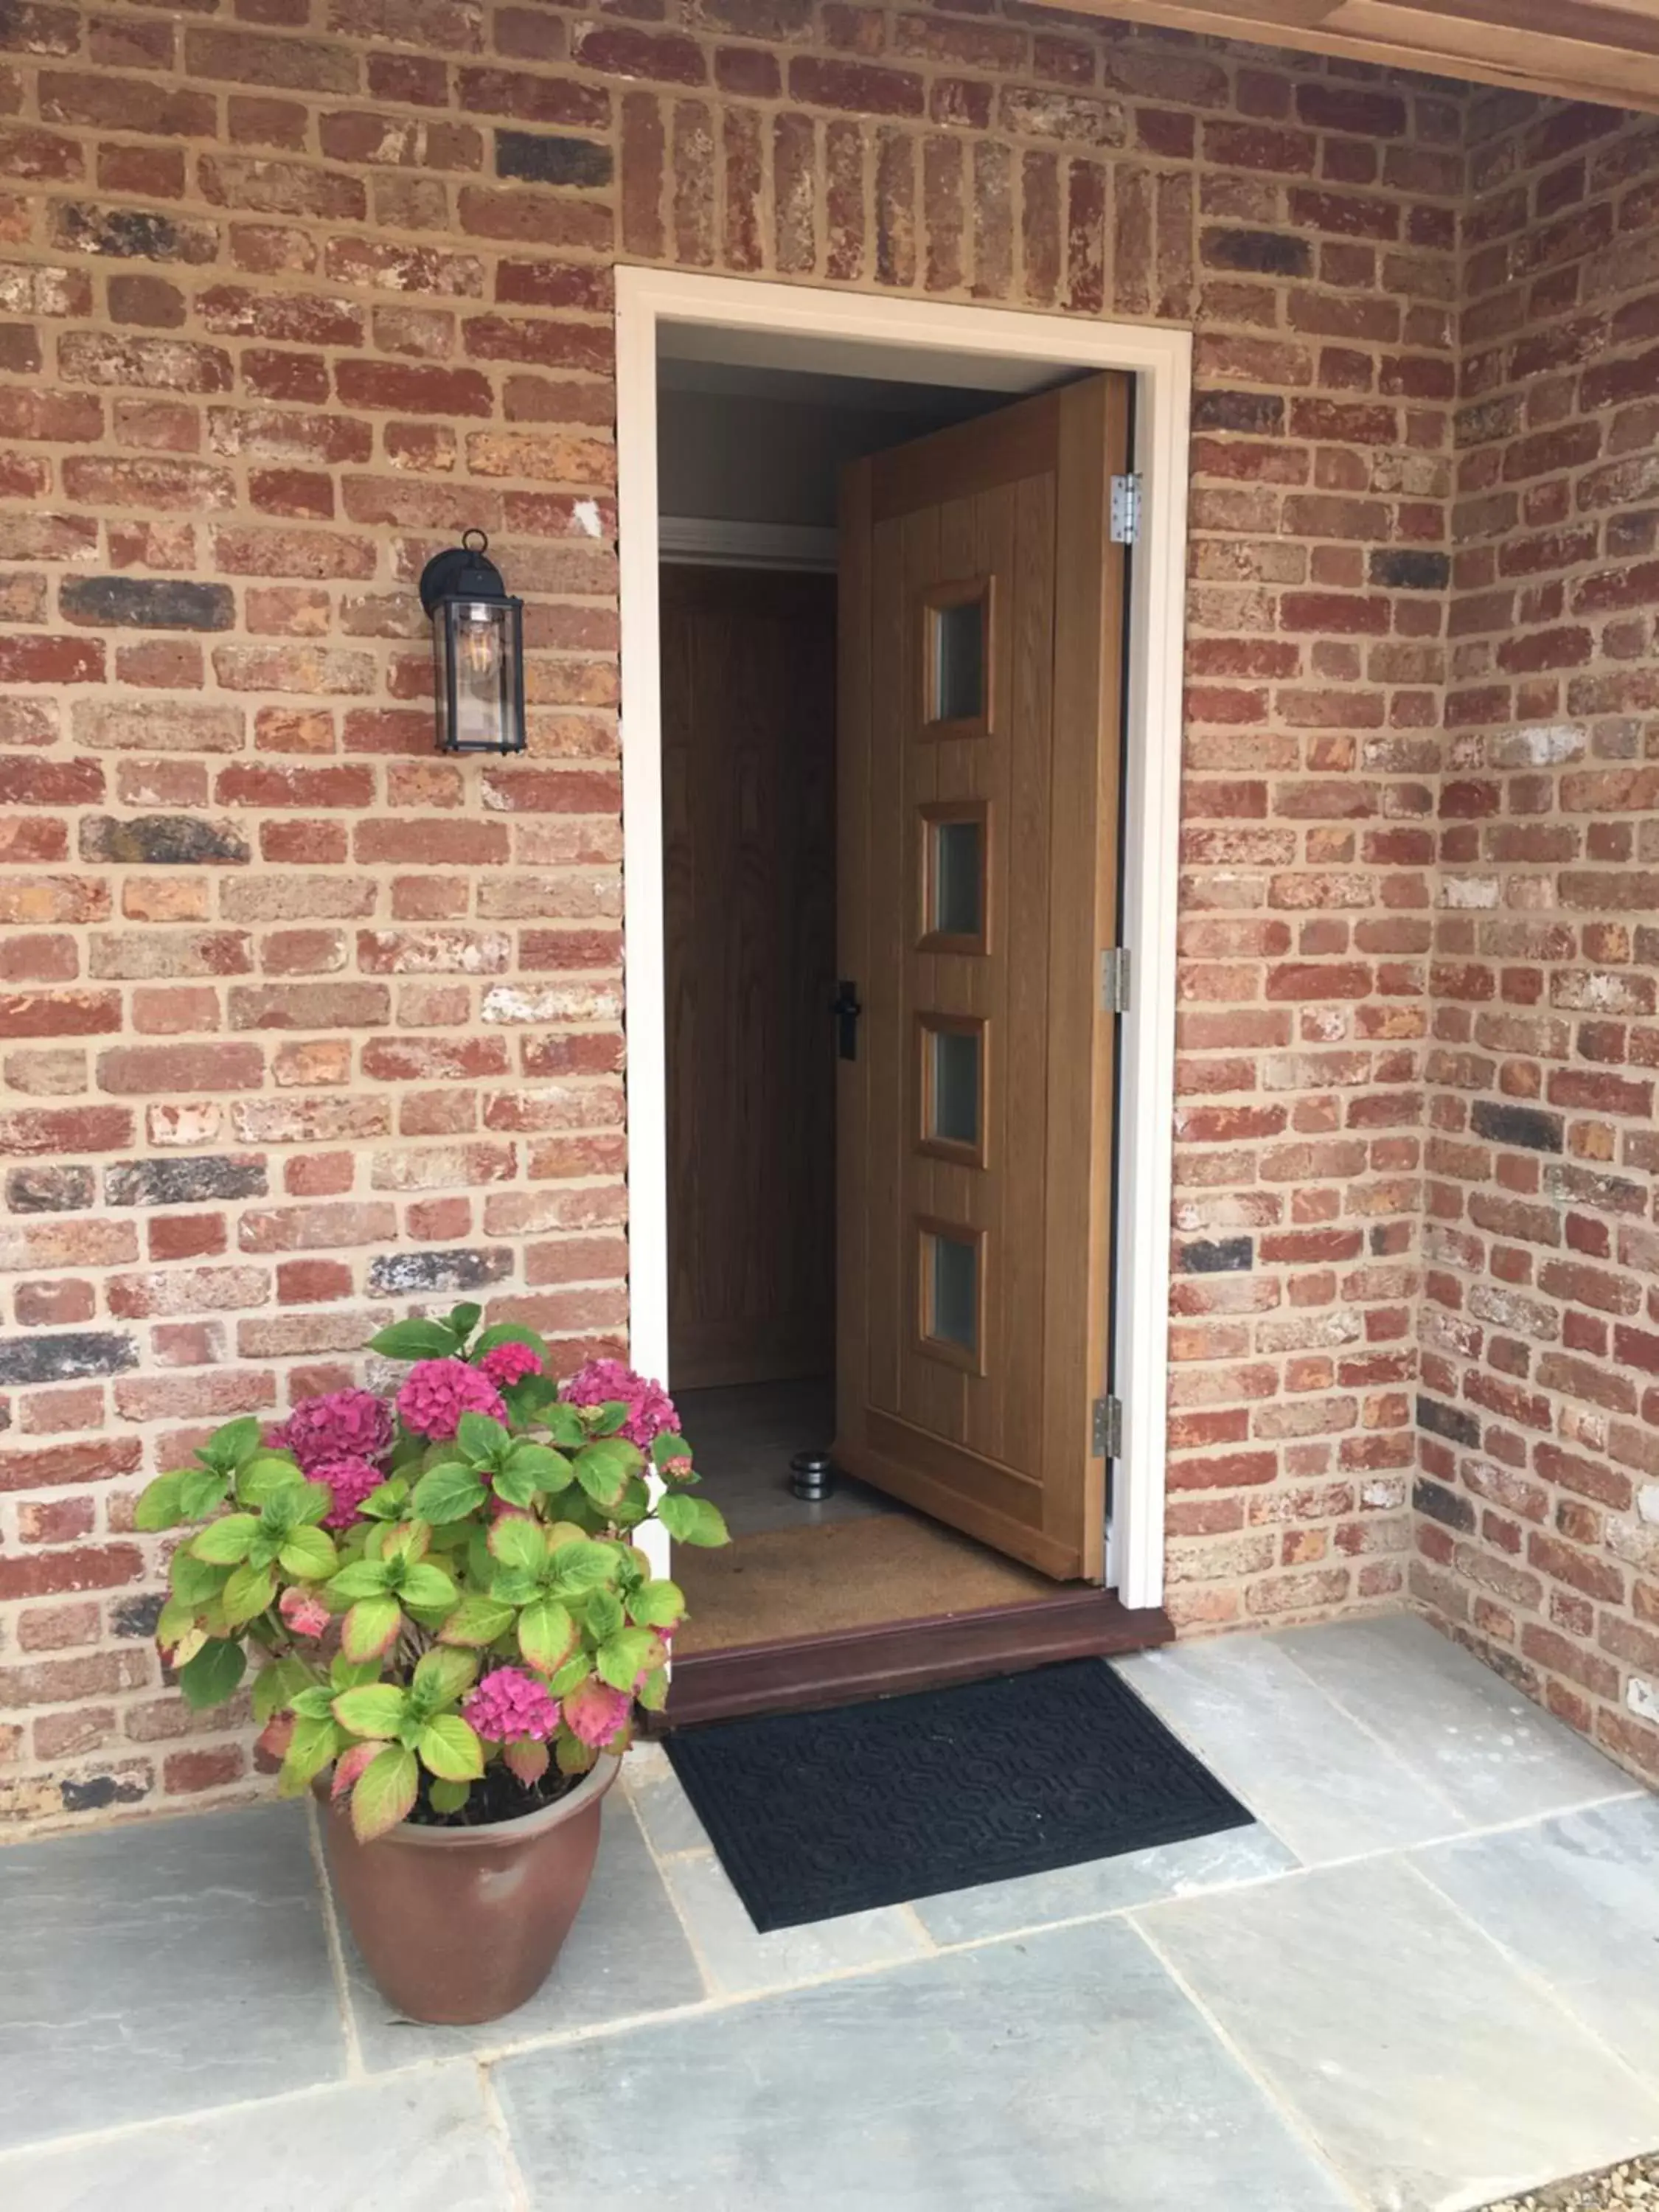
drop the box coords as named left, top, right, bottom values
left=662, top=1659, right=1254, bottom=1931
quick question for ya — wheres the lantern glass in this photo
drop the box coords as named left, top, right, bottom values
left=434, top=594, right=524, bottom=754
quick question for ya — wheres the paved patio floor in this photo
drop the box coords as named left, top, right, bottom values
left=2, top=1613, right=1658, bottom=2211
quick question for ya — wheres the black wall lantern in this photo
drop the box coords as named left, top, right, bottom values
left=418, top=529, right=526, bottom=756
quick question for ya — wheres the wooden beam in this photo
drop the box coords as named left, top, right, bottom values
left=1048, top=0, right=1659, bottom=114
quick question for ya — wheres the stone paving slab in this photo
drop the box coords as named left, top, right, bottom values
left=0, top=1802, right=344, bottom=2152
left=493, top=1916, right=1356, bottom=2212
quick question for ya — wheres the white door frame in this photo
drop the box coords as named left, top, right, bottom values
left=614, top=268, right=1189, bottom=1613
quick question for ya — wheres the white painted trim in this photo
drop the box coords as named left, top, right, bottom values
left=659, top=515, right=838, bottom=571
left=615, top=268, right=1190, bottom=1612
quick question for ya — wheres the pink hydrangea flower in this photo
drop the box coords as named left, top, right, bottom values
left=660, top=1453, right=694, bottom=1482
left=560, top=1357, right=679, bottom=1450
left=463, top=1666, right=561, bottom=1744
left=478, top=1340, right=543, bottom=1391
left=270, top=1388, right=392, bottom=1473
left=563, top=1676, right=631, bottom=1748
left=397, top=1357, right=507, bottom=1441
left=310, top=1455, right=384, bottom=1532
left=279, top=1585, right=331, bottom=1638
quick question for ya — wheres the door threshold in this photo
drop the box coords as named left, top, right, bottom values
left=650, top=1587, right=1173, bottom=1731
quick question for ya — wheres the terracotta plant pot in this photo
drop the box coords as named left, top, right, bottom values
left=320, top=1753, right=620, bottom=2025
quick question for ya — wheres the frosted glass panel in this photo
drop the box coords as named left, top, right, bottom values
left=931, top=818, right=982, bottom=940
left=928, top=1232, right=978, bottom=1353
left=933, top=597, right=984, bottom=723
left=929, top=1026, right=981, bottom=1150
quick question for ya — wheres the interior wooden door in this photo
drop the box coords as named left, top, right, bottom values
left=661, top=563, right=838, bottom=1391
left=835, top=376, right=1130, bottom=1583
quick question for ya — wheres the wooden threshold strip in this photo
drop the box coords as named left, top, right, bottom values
left=652, top=1588, right=1175, bottom=1731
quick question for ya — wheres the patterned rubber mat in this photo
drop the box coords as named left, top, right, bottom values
left=663, top=1658, right=1255, bottom=1931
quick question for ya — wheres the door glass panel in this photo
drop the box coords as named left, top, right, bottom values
left=928, top=1025, right=981, bottom=1150
left=926, top=1229, right=978, bottom=1354
left=933, top=597, right=984, bottom=723
left=931, top=816, right=982, bottom=940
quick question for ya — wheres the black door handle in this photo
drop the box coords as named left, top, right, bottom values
left=832, top=981, right=861, bottom=1060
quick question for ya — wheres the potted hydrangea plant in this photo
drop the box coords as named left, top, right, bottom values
left=133, top=1308, right=726, bottom=2025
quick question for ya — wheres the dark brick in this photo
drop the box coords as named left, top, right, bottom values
left=1416, top=1394, right=1481, bottom=1448
left=5, top=1164, right=95, bottom=1213
left=1192, top=389, right=1285, bottom=435
left=1369, top=549, right=1451, bottom=591
left=0, top=1332, right=139, bottom=1386
left=50, top=204, right=217, bottom=263
left=1201, top=226, right=1311, bottom=276
left=365, top=1247, right=512, bottom=1294
left=1178, top=1236, right=1253, bottom=1273
left=60, top=577, right=236, bottom=632
left=60, top=1771, right=148, bottom=1813
left=1413, top=1475, right=1476, bottom=1534
left=80, top=815, right=251, bottom=865
left=495, top=131, right=613, bottom=187
left=1471, top=1099, right=1563, bottom=1153
left=105, top=1154, right=267, bottom=1206
left=111, top=1590, right=166, bottom=1638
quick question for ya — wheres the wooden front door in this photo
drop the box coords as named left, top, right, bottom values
left=835, top=376, right=1130, bottom=1584
left=661, top=563, right=838, bottom=1390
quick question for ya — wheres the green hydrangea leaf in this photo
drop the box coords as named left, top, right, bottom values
left=276, top=1714, right=340, bottom=1798
left=278, top=1526, right=338, bottom=1581
left=170, top=1551, right=230, bottom=1606
left=358, top=1479, right=406, bottom=1522
left=657, top=1493, right=729, bottom=1548
left=490, top=1463, right=540, bottom=1509
left=289, top=1684, right=336, bottom=1722
left=627, top=1579, right=686, bottom=1630
left=411, top=1645, right=477, bottom=1711
left=428, top=1777, right=471, bottom=1815
left=408, top=1462, right=487, bottom=1525
left=596, top=1627, right=655, bottom=1691
left=326, top=1559, right=392, bottom=1602
left=447, top=1301, right=483, bottom=1340
left=540, top=1401, right=587, bottom=1450
left=154, top=1593, right=199, bottom=1651
left=397, top=1561, right=458, bottom=1612
left=583, top=1587, right=624, bottom=1644
left=573, top=1439, right=638, bottom=1508
left=636, top=1664, right=669, bottom=1712
left=548, top=1651, right=592, bottom=1697
left=235, top=1455, right=307, bottom=1511
left=177, top=1638, right=246, bottom=1710
left=350, top=1744, right=419, bottom=1841
left=650, top=1431, right=693, bottom=1470
left=340, top=1596, right=403, bottom=1664
left=133, top=1470, right=189, bottom=1531
left=518, top=1597, right=576, bottom=1674
left=554, top=1733, right=597, bottom=1775
left=178, top=1466, right=233, bottom=1521
left=417, top=1714, right=484, bottom=1783
left=332, top=1683, right=408, bottom=1738
left=549, top=1537, right=618, bottom=1593
left=487, top=1516, right=546, bottom=1573
left=366, top=1318, right=459, bottom=1362
left=437, top=1593, right=517, bottom=1649
left=456, top=1411, right=510, bottom=1464
left=190, top=1513, right=260, bottom=1565
left=199, top=1416, right=265, bottom=1471
left=220, top=1559, right=278, bottom=1629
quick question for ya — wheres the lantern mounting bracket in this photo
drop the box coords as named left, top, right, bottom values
left=418, top=529, right=508, bottom=616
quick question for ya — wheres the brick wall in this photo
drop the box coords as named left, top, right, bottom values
left=0, top=0, right=1484, bottom=1828
left=1413, top=90, right=1659, bottom=1783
